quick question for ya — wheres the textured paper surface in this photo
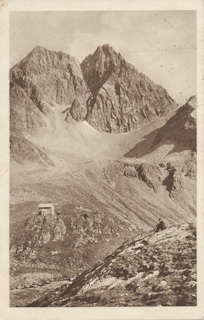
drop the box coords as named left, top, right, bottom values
left=0, top=0, right=203, bottom=319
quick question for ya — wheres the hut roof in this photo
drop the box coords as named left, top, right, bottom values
left=38, top=203, right=54, bottom=208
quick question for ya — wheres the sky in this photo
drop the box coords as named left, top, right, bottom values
left=10, top=11, right=196, bottom=104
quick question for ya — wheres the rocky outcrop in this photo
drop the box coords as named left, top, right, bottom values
left=123, top=156, right=196, bottom=197
left=124, top=161, right=163, bottom=192
left=69, top=97, right=88, bottom=121
left=10, top=81, right=56, bottom=164
left=10, top=211, right=68, bottom=303
left=10, top=82, right=45, bottom=135
left=27, top=223, right=196, bottom=307
left=10, top=201, right=138, bottom=289
left=24, top=213, right=67, bottom=246
left=81, top=44, right=176, bottom=133
left=70, top=207, right=115, bottom=248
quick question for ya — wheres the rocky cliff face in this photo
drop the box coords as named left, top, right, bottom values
left=81, top=44, right=176, bottom=133
left=123, top=156, right=196, bottom=198
left=28, top=223, right=196, bottom=307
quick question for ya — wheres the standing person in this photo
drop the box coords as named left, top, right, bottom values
left=155, top=218, right=166, bottom=232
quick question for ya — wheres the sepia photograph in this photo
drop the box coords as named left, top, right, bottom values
left=9, top=10, right=197, bottom=308
left=0, top=1, right=201, bottom=317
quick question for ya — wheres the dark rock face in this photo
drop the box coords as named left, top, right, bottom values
left=70, top=208, right=116, bottom=249
left=81, top=44, right=176, bottom=133
left=153, top=95, right=196, bottom=153
left=27, top=224, right=196, bottom=307
left=11, top=213, right=67, bottom=259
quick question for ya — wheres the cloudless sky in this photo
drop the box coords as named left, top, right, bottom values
left=10, top=11, right=196, bottom=103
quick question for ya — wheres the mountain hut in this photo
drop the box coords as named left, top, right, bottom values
left=38, top=203, right=55, bottom=216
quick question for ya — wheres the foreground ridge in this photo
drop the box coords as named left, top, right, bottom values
left=28, top=223, right=196, bottom=307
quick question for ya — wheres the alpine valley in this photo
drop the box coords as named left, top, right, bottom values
left=10, top=44, right=196, bottom=307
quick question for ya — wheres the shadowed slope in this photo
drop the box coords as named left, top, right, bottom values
left=120, top=96, right=196, bottom=216
left=124, top=96, right=196, bottom=159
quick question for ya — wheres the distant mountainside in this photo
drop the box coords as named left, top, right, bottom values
left=81, top=44, right=177, bottom=133
left=10, top=45, right=177, bottom=162
left=28, top=223, right=196, bottom=307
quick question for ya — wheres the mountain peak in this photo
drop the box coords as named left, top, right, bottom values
left=101, top=43, right=119, bottom=57
left=32, top=45, right=46, bottom=52
left=94, top=44, right=117, bottom=58
left=102, top=43, right=114, bottom=51
left=30, top=46, right=72, bottom=61
left=102, top=43, right=112, bottom=48
left=29, top=45, right=49, bottom=57
left=186, top=95, right=196, bottom=109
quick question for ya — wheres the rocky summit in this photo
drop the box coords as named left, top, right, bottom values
left=10, top=46, right=90, bottom=108
left=81, top=44, right=177, bottom=133
left=28, top=223, right=196, bottom=307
